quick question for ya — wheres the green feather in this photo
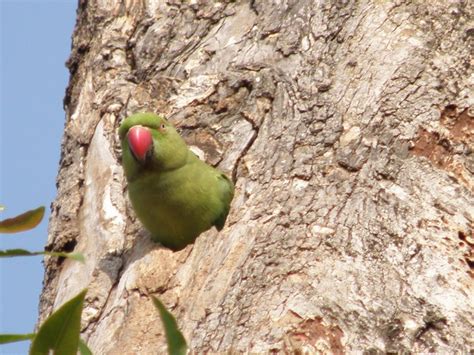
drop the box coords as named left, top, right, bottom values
left=120, top=112, right=234, bottom=250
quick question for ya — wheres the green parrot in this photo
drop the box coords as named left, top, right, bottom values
left=119, top=112, right=234, bottom=251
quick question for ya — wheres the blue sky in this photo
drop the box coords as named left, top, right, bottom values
left=0, top=1, right=76, bottom=353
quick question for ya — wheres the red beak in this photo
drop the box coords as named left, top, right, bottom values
left=128, top=126, right=153, bottom=162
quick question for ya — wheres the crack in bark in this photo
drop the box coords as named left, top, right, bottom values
left=231, top=113, right=260, bottom=183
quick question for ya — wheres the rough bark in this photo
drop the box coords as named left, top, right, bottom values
left=40, top=0, right=473, bottom=353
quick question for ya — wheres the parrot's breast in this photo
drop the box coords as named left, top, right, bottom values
left=127, top=160, right=225, bottom=250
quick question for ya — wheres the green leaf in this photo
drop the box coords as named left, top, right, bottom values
left=0, top=206, right=45, bottom=233
left=45, top=251, right=85, bottom=263
left=30, top=289, right=87, bottom=355
left=0, top=249, right=37, bottom=257
left=0, top=249, right=84, bottom=262
left=151, top=296, right=187, bottom=355
left=78, top=339, right=93, bottom=355
left=0, top=333, right=35, bottom=344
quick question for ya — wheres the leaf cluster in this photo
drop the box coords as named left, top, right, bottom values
left=0, top=205, right=187, bottom=354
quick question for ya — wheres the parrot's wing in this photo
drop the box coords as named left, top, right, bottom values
left=213, top=172, right=234, bottom=231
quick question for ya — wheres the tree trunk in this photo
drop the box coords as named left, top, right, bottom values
left=39, top=1, right=473, bottom=353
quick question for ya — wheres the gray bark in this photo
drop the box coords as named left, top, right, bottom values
left=40, top=0, right=473, bottom=353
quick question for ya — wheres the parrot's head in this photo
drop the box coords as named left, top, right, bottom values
left=119, top=112, right=189, bottom=181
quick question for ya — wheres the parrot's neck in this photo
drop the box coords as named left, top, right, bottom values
left=131, top=148, right=197, bottom=181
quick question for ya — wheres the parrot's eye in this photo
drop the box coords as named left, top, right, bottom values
left=159, top=123, right=166, bottom=132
